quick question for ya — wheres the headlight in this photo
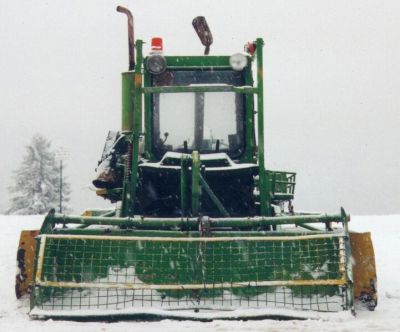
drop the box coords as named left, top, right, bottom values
left=229, top=53, right=248, bottom=71
left=146, top=54, right=167, bottom=75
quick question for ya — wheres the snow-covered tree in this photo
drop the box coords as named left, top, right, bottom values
left=6, top=134, right=71, bottom=215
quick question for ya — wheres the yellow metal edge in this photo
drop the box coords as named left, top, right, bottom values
left=43, top=233, right=345, bottom=242
left=34, top=235, right=47, bottom=285
left=38, top=278, right=347, bottom=290
left=15, top=229, right=39, bottom=298
left=349, top=231, right=377, bottom=309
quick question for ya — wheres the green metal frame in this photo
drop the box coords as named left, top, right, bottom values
left=40, top=208, right=349, bottom=233
left=121, top=40, right=143, bottom=217
left=255, top=38, right=270, bottom=216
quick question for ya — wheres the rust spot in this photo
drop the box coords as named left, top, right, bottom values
left=134, top=74, right=142, bottom=87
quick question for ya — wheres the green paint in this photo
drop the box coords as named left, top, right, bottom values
left=127, top=40, right=144, bottom=216
left=164, top=55, right=231, bottom=67
left=142, top=85, right=256, bottom=94
left=255, top=38, right=271, bottom=216
left=121, top=72, right=135, bottom=133
left=121, top=40, right=144, bottom=217
left=143, top=72, right=153, bottom=160
left=191, top=151, right=201, bottom=216
left=180, top=155, right=189, bottom=216
left=242, top=57, right=256, bottom=163
left=43, top=211, right=347, bottom=231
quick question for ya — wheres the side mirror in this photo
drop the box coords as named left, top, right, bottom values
left=192, top=16, right=213, bottom=55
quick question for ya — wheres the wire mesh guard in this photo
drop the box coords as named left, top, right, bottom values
left=32, top=233, right=351, bottom=316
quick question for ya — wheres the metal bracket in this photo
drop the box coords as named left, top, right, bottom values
left=198, top=216, right=211, bottom=236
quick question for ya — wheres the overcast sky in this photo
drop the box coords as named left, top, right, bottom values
left=0, top=0, right=399, bottom=215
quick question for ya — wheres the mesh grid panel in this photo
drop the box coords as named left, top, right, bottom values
left=33, top=234, right=350, bottom=314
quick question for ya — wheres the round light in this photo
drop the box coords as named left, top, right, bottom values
left=146, top=54, right=167, bottom=75
left=229, top=53, right=248, bottom=71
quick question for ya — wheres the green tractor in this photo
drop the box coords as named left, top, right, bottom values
left=16, top=6, right=377, bottom=320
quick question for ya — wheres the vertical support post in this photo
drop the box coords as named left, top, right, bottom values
left=256, top=38, right=271, bottom=216
left=191, top=151, right=201, bottom=216
left=121, top=40, right=143, bottom=217
left=59, top=160, right=62, bottom=213
left=143, top=73, right=153, bottom=160
left=121, top=73, right=135, bottom=133
left=341, top=207, right=354, bottom=312
left=193, top=92, right=205, bottom=151
left=242, top=59, right=256, bottom=163
left=180, top=155, right=189, bottom=216
left=128, top=40, right=143, bottom=216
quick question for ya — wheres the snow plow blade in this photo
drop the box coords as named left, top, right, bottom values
left=28, top=210, right=358, bottom=320
left=16, top=230, right=39, bottom=298
left=350, top=232, right=377, bottom=310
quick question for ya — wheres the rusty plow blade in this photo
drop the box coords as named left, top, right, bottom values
left=16, top=230, right=39, bottom=298
left=350, top=232, right=378, bottom=311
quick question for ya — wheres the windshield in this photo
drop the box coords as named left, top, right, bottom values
left=152, top=70, right=245, bottom=158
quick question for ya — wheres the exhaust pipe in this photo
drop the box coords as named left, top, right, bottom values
left=192, top=16, right=213, bottom=55
left=116, top=6, right=135, bottom=70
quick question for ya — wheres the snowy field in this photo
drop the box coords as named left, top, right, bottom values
left=0, top=214, right=399, bottom=332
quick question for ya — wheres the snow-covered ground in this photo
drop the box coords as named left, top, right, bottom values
left=0, top=215, right=399, bottom=331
